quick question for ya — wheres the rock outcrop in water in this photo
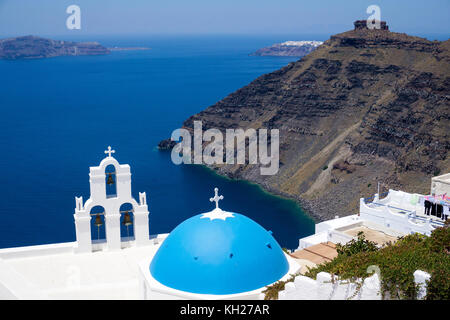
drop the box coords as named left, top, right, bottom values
left=0, top=35, right=110, bottom=60
left=161, top=23, right=450, bottom=221
left=158, top=139, right=177, bottom=150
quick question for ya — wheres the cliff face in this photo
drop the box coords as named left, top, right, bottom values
left=0, top=35, right=110, bottom=60
left=169, top=28, right=450, bottom=221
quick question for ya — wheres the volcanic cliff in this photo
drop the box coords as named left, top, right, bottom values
left=161, top=22, right=450, bottom=221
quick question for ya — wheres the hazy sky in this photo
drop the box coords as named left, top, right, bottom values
left=0, top=0, right=449, bottom=37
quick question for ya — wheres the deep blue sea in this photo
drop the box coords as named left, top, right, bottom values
left=0, top=35, right=330, bottom=250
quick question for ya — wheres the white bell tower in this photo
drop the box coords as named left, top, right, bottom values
left=73, top=146, right=150, bottom=253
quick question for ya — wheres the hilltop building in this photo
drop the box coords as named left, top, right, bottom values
left=354, top=19, right=389, bottom=30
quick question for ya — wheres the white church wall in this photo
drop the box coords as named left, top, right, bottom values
left=316, top=215, right=361, bottom=234
left=134, top=192, right=151, bottom=246
left=152, top=233, right=170, bottom=245
left=0, top=258, right=47, bottom=299
left=73, top=147, right=150, bottom=253
left=275, top=270, right=431, bottom=300
left=298, top=215, right=361, bottom=250
left=0, top=242, right=75, bottom=260
left=326, top=229, right=354, bottom=245
left=297, top=232, right=328, bottom=250
left=0, top=236, right=166, bottom=300
left=74, top=214, right=92, bottom=253
left=105, top=213, right=122, bottom=250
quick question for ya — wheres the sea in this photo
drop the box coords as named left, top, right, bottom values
left=0, top=34, right=336, bottom=250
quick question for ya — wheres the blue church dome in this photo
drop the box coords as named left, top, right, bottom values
left=150, top=189, right=289, bottom=295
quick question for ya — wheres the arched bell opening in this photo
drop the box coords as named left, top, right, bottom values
left=119, top=203, right=134, bottom=241
left=105, top=164, right=117, bottom=198
left=90, top=205, right=106, bottom=243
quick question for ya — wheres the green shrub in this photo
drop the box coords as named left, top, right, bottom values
left=262, top=274, right=298, bottom=300
left=305, top=227, right=450, bottom=300
left=335, top=231, right=378, bottom=257
left=263, top=227, right=450, bottom=300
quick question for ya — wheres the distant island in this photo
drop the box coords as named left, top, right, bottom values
left=250, top=40, right=323, bottom=57
left=0, top=35, right=110, bottom=60
left=0, top=36, right=151, bottom=60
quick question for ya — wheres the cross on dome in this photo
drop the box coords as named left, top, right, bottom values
left=201, top=188, right=234, bottom=221
left=210, top=187, right=224, bottom=209
left=104, top=146, right=115, bottom=158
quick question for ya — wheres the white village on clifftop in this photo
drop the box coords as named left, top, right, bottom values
left=0, top=147, right=448, bottom=300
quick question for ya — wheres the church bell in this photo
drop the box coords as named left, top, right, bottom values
left=94, top=213, right=103, bottom=227
left=107, top=173, right=114, bottom=185
left=122, top=212, right=133, bottom=226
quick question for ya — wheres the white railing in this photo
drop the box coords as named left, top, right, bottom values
left=272, top=270, right=430, bottom=300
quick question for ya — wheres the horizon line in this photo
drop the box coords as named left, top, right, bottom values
left=0, top=31, right=448, bottom=41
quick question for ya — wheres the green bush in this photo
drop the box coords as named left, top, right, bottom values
left=335, top=231, right=378, bottom=256
left=263, top=227, right=450, bottom=300
left=305, top=227, right=450, bottom=300
left=262, top=274, right=298, bottom=300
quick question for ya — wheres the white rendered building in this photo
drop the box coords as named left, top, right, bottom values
left=431, top=173, right=450, bottom=197
left=296, top=176, right=448, bottom=251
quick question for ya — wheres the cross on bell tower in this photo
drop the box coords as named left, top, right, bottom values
left=105, top=146, right=115, bottom=158
left=210, top=187, right=224, bottom=209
